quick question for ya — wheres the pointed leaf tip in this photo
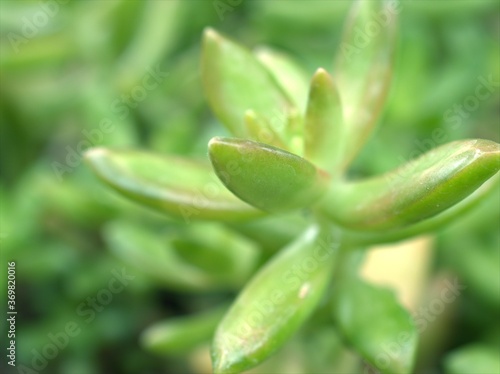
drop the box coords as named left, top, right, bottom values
left=203, top=27, right=217, bottom=39
left=201, top=29, right=292, bottom=138
left=84, top=146, right=107, bottom=162
left=314, top=67, right=328, bottom=76
left=304, top=67, right=344, bottom=173
left=334, top=0, right=398, bottom=169
left=254, top=47, right=310, bottom=111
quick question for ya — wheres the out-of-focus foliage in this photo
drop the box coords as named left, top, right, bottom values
left=0, top=1, right=498, bottom=374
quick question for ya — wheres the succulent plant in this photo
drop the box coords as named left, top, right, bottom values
left=85, top=1, right=500, bottom=373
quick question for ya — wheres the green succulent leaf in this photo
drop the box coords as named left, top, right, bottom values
left=254, top=47, right=310, bottom=112
left=211, top=225, right=339, bottom=373
left=172, top=223, right=261, bottom=287
left=321, top=139, right=500, bottom=230
left=104, top=220, right=212, bottom=291
left=334, top=0, right=398, bottom=168
left=304, top=68, right=344, bottom=173
left=244, top=109, right=287, bottom=149
left=208, top=137, right=330, bottom=213
left=141, top=304, right=228, bottom=355
left=201, top=28, right=292, bottom=137
left=104, top=221, right=259, bottom=291
left=343, top=173, right=500, bottom=246
left=332, top=277, right=417, bottom=374
left=444, top=344, right=500, bottom=374
left=84, top=147, right=262, bottom=222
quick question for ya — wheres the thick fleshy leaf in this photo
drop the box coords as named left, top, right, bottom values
left=244, top=109, right=287, bottom=149
left=104, top=221, right=259, bottom=291
left=304, top=68, right=344, bottom=173
left=201, top=28, right=292, bottom=137
left=444, top=344, right=500, bottom=374
left=141, top=304, right=228, bottom=355
left=84, top=147, right=262, bottom=222
left=254, top=47, right=310, bottom=112
left=208, top=137, right=330, bottom=212
left=211, top=225, right=339, bottom=373
left=334, top=0, right=398, bottom=168
left=343, top=173, right=500, bottom=246
left=332, top=277, right=418, bottom=374
left=320, top=139, right=500, bottom=230
left=173, top=223, right=260, bottom=287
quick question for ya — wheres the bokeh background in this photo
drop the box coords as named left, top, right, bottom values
left=1, top=1, right=499, bottom=373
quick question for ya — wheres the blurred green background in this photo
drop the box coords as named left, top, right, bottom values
left=0, top=1, right=499, bottom=373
